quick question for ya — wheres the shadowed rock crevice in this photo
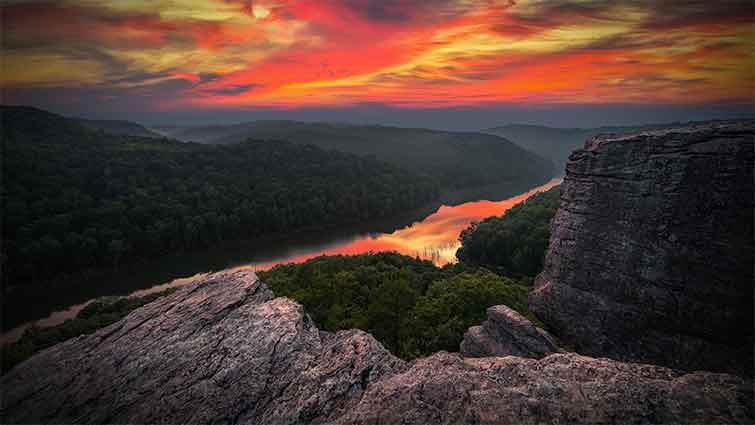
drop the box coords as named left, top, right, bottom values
left=2, top=270, right=752, bottom=424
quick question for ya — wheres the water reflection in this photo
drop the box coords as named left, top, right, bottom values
left=1, top=178, right=560, bottom=344
left=234, top=178, right=561, bottom=270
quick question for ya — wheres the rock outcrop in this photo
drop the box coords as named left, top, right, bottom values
left=2, top=270, right=753, bottom=424
left=460, top=304, right=560, bottom=358
left=530, top=121, right=754, bottom=376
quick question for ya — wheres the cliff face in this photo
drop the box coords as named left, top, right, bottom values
left=530, top=121, right=754, bottom=376
left=2, top=271, right=752, bottom=424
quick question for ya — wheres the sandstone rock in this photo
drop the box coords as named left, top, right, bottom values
left=460, top=304, right=559, bottom=358
left=2, top=270, right=752, bottom=424
left=1, top=271, right=405, bottom=424
left=337, top=352, right=753, bottom=425
left=530, top=120, right=754, bottom=376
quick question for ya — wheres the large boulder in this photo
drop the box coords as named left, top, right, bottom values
left=460, top=304, right=560, bottom=358
left=530, top=121, right=754, bottom=376
left=2, top=270, right=752, bottom=424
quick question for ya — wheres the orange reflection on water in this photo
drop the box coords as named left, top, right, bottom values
left=0, top=179, right=561, bottom=344
left=237, top=178, right=561, bottom=270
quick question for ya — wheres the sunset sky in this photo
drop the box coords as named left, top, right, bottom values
left=3, top=0, right=753, bottom=127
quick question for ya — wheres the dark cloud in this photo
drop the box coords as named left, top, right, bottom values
left=205, top=84, right=257, bottom=96
left=635, top=0, right=755, bottom=29
left=506, top=0, right=755, bottom=30
left=108, top=71, right=174, bottom=86
left=334, top=0, right=472, bottom=23
left=3, top=77, right=194, bottom=115
left=199, top=73, right=222, bottom=83
left=2, top=1, right=176, bottom=49
left=595, top=73, right=709, bottom=90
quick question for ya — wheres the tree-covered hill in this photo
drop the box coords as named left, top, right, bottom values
left=1, top=106, right=440, bottom=286
left=160, top=120, right=555, bottom=190
left=77, top=118, right=162, bottom=138
left=258, top=253, right=533, bottom=359
left=456, top=185, right=561, bottom=278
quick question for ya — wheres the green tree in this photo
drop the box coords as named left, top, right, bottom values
left=457, top=186, right=560, bottom=278
left=107, top=239, right=128, bottom=269
left=259, top=253, right=532, bottom=359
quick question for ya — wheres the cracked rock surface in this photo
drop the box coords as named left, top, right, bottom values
left=530, top=121, right=754, bottom=376
left=2, top=270, right=753, bottom=424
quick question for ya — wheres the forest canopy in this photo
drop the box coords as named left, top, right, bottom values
left=258, top=252, right=534, bottom=359
left=456, top=185, right=561, bottom=278
left=1, top=107, right=439, bottom=286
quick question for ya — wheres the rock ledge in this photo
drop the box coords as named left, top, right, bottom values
left=2, top=270, right=752, bottom=424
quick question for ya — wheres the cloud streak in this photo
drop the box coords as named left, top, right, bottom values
left=2, top=0, right=753, bottom=112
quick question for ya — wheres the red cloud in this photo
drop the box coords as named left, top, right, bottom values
left=3, top=0, right=753, bottom=108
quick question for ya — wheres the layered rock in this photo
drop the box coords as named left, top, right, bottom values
left=460, top=304, right=560, bottom=358
left=530, top=121, right=754, bottom=376
left=2, top=270, right=752, bottom=424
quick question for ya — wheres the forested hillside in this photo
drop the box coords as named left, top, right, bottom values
left=1, top=107, right=439, bottom=286
left=161, top=121, right=554, bottom=190
left=77, top=118, right=162, bottom=138
left=258, top=253, right=533, bottom=359
left=457, top=186, right=561, bottom=278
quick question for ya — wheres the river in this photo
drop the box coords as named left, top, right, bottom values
left=1, top=178, right=560, bottom=344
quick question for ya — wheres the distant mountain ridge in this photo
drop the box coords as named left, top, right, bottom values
left=483, top=122, right=688, bottom=171
left=76, top=118, right=162, bottom=138
left=1, top=106, right=162, bottom=141
left=481, top=123, right=692, bottom=173
left=2, top=105, right=96, bottom=144
left=158, top=120, right=555, bottom=191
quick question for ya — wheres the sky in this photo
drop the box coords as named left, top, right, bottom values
left=2, top=0, right=754, bottom=128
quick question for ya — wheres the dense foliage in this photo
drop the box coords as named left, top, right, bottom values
left=2, top=288, right=176, bottom=373
left=2, top=107, right=439, bottom=286
left=258, top=252, right=533, bottom=359
left=456, top=186, right=561, bottom=277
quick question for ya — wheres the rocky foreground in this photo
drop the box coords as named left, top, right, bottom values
left=2, top=121, right=753, bottom=424
left=2, top=270, right=752, bottom=424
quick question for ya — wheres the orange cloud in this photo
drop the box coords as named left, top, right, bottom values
left=2, top=0, right=753, bottom=108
